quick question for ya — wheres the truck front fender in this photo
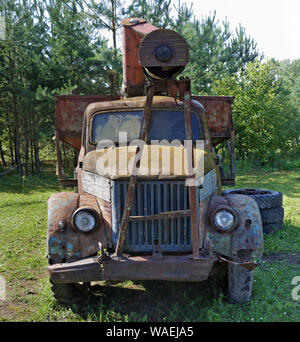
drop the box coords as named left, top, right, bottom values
left=47, top=192, right=107, bottom=264
left=206, top=194, right=263, bottom=263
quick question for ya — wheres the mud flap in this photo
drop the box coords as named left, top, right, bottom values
left=227, top=263, right=254, bottom=303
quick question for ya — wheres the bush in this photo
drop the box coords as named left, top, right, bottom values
left=213, top=60, right=300, bottom=165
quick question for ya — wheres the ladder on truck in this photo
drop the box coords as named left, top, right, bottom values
left=114, top=78, right=200, bottom=260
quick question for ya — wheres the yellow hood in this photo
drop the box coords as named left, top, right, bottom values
left=83, top=145, right=216, bottom=179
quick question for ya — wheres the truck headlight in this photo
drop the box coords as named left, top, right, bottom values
left=212, top=208, right=238, bottom=232
left=72, top=208, right=98, bottom=233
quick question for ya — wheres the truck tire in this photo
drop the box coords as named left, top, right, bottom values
left=226, top=264, right=254, bottom=303
left=222, top=188, right=282, bottom=209
left=260, top=207, right=284, bottom=225
left=262, top=221, right=284, bottom=234
left=222, top=188, right=284, bottom=234
left=50, top=280, right=90, bottom=306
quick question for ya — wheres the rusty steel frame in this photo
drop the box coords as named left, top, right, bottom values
left=54, top=128, right=64, bottom=180
left=55, top=94, right=120, bottom=186
left=48, top=254, right=217, bottom=284
left=114, top=84, right=155, bottom=257
left=58, top=179, right=77, bottom=187
left=193, top=95, right=235, bottom=186
left=113, top=78, right=200, bottom=259
left=182, top=81, right=200, bottom=260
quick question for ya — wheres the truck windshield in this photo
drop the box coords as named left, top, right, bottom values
left=91, top=110, right=203, bottom=143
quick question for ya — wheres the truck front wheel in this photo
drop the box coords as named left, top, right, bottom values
left=226, top=264, right=254, bottom=303
left=50, top=280, right=90, bottom=305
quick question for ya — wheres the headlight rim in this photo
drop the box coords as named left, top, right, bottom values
left=72, top=207, right=99, bottom=233
left=210, top=205, right=239, bottom=233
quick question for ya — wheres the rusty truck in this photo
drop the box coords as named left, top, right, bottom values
left=46, top=18, right=283, bottom=305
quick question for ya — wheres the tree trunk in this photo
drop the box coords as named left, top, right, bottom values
left=6, top=113, right=15, bottom=166
left=12, top=105, right=23, bottom=177
left=31, top=110, right=40, bottom=175
left=28, top=110, right=34, bottom=173
left=34, top=137, right=40, bottom=175
left=24, top=110, right=30, bottom=176
left=0, top=140, right=6, bottom=167
left=24, top=137, right=29, bottom=176
left=8, top=49, right=23, bottom=177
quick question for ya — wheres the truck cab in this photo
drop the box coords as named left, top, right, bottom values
left=47, top=18, right=263, bottom=304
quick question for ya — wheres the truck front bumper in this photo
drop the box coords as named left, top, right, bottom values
left=47, top=254, right=217, bottom=284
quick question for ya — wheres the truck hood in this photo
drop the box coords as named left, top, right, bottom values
left=83, top=145, right=216, bottom=180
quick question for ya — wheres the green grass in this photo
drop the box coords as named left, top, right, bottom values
left=0, top=168, right=299, bottom=322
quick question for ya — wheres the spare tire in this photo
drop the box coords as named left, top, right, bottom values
left=263, top=221, right=284, bottom=234
left=260, top=206, right=284, bottom=225
left=222, top=188, right=282, bottom=209
left=222, top=188, right=284, bottom=234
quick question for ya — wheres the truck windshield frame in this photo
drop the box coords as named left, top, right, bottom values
left=90, top=109, right=204, bottom=145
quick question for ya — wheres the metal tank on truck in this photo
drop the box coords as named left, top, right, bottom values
left=46, top=18, right=281, bottom=305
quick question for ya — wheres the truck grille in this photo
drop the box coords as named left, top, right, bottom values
left=111, top=180, right=200, bottom=253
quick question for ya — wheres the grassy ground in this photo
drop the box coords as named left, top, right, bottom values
left=0, top=167, right=299, bottom=322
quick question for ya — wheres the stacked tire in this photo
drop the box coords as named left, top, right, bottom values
left=222, top=188, right=284, bottom=234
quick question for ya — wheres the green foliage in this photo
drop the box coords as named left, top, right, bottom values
left=180, top=12, right=261, bottom=94
left=213, top=60, right=300, bottom=164
left=87, top=0, right=123, bottom=92
left=0, top=0, right=122, bottom=174
left=123, top=0, right=174, bottom=28
left=279, top=59, right=300, bottom=109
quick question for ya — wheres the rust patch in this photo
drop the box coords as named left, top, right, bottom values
left=47, top=192, right=108, bottom=264
left=47, top=254, right=216, bottom=284
left=55, top=95, right=120, bottom=151
left=193, top=95, right=234, bottom=145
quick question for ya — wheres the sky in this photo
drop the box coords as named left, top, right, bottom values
left=112, top=0, right=300, bottom=61
left=90, top=0, right=300, bottom=61
left=1, top=1, right=299, bottom=60
left=182, top=0, right=300, bottom=61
